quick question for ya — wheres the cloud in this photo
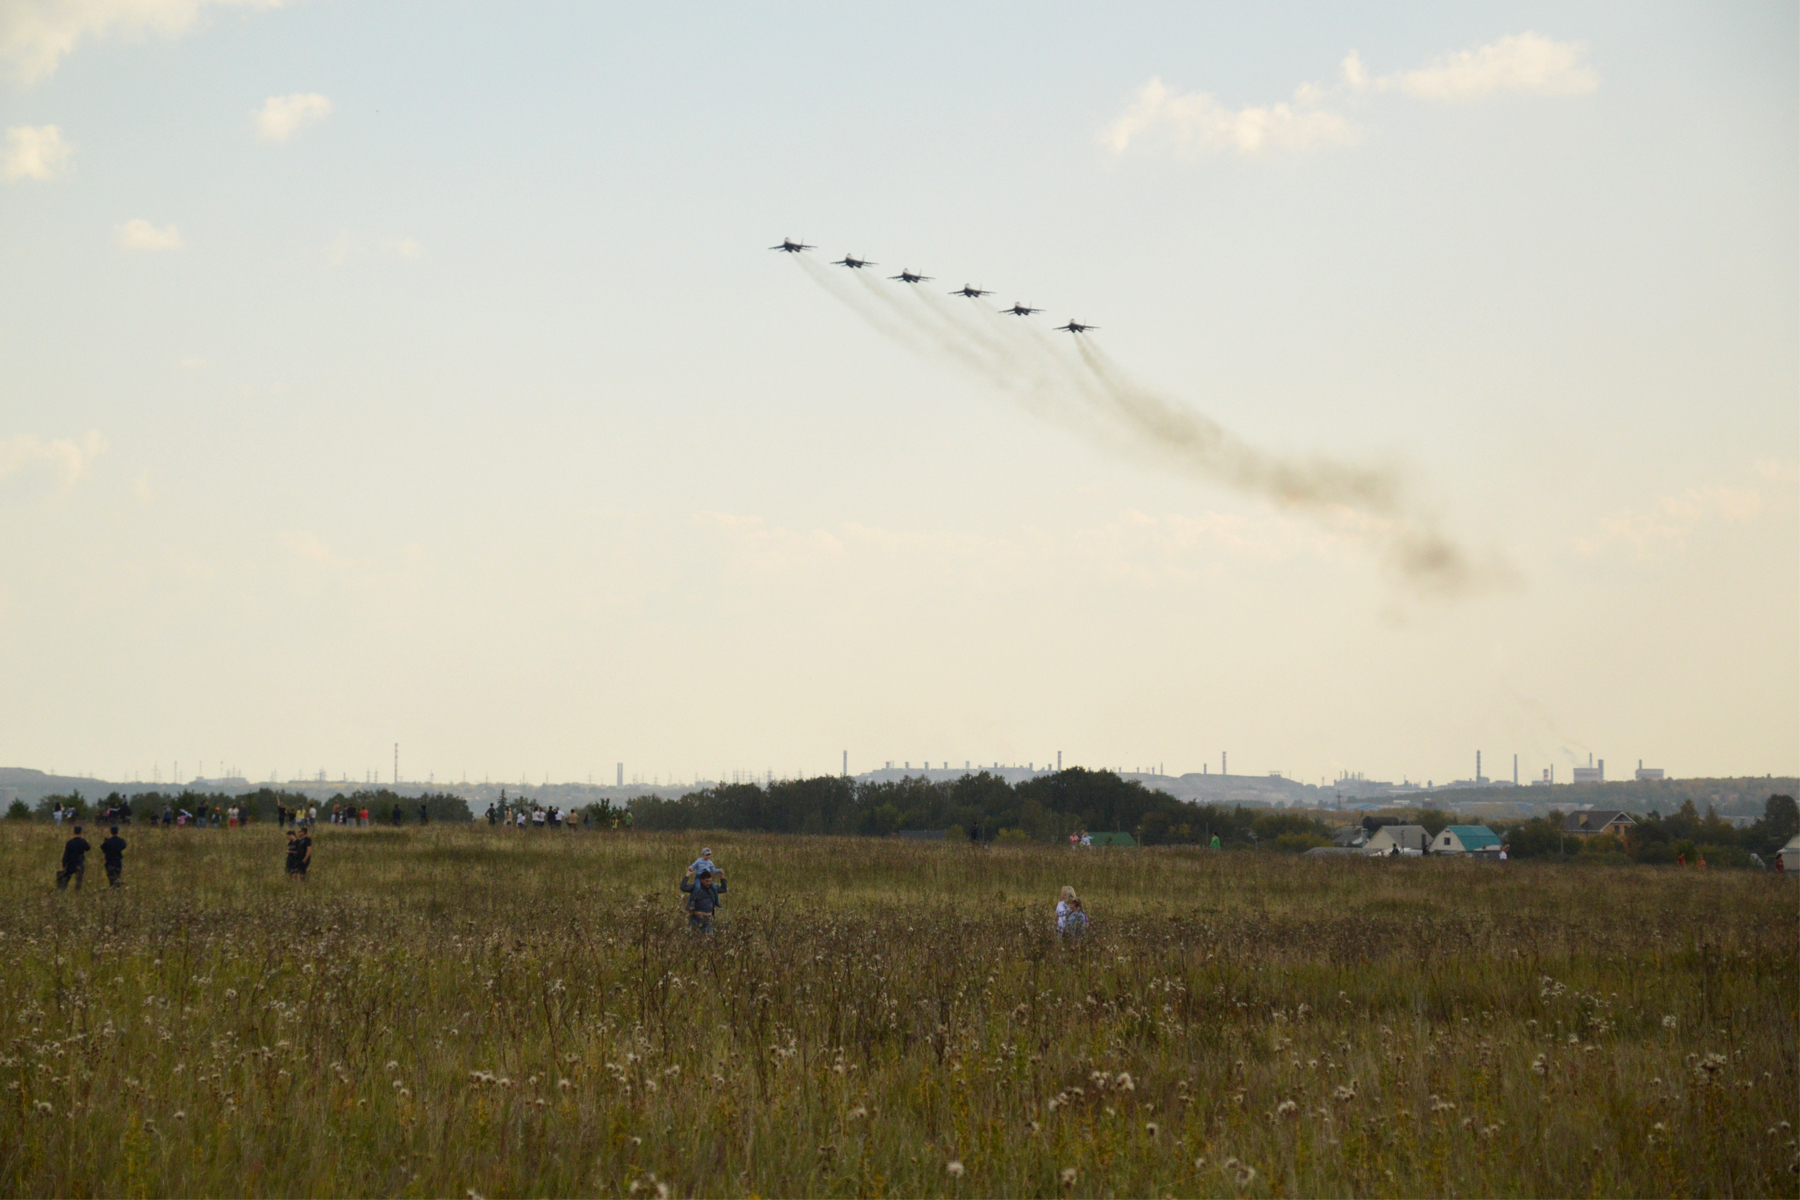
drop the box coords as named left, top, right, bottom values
left=1103, top=77, right=1356, bottom=156
left=1107, top=33, right=1597, bottom=158
left=115, top=218, right=183, bottom=251
left=255, top=92, right=331, bottom=141
left=0, top=0, right=285, bottom=85
left=382, top=237, right=421, bottom=259
left=3, top=124, right=71, bottom=181
left=1379, top=33, right=1599, bottom=101
left=0, top=430, right=108, bottom=495
left=1579, top=480, right=1774, bottom=561
left=178, top=354, right=207, bottom=370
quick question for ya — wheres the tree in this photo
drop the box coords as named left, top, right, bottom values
left=1753, top=794, right=1798, bottom=855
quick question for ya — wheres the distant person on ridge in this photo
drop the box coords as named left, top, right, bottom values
left=57, top=825, right=91, bottom=890
left=101, top=825, right=127, bottom=888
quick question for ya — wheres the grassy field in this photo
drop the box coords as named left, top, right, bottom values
left=0, top=822, right=1794, bottom=1198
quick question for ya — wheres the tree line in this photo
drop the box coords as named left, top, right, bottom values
left=14, top=788, right=472, bottom=824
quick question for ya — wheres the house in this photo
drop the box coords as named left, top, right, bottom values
left=1433, top=825, right=1502, bottom=855
left=1563, top=810, right=1636, bottom=839
left=1365, top=825, right=1429, bottom=855
left=1331, top=825, right=1369, bottom=848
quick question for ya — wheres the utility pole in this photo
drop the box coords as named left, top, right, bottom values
left=394, top=743, right=399, bottom=787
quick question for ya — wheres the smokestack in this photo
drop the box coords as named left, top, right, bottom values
left=1599, top=759, right=1605, bottom=783
left=1223, top=751, right=1228, bottom=776
left=1476, top=750, right=1481, bottom=783
left=1057, top=750, right=1062, bottom=770
left=1513, top=753, right=1518, bottom=786
left=616, top=763, right=623, bottom=787
left=842, top=750, right=847, bottom=778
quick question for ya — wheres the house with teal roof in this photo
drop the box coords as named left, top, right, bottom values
left=1433, top=825, right=1501, bottom=855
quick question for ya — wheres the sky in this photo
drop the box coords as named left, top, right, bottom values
left=1, top=0, right=1794, bottom=790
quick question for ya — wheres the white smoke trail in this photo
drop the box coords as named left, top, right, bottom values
left=795, top=258, right=1497, bottom=598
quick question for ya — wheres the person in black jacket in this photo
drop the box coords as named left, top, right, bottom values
left=57, top=826, right=92, bottom=890
left=100, top=826, right=127, bottom=888
left=679, top=867, right=727, bottom=933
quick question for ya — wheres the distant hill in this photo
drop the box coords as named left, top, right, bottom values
left=1409, top=776, right=1794, bottom=817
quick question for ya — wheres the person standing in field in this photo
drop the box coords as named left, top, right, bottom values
left=100, top=825, right=127, bottom=888
left=57, top=825, right=91, bottom=890
left=286, top=828, right=311, bottom=881
left=681, top=865, right=727, bottom=933
left=1055, top=886, right=1088, bottom=935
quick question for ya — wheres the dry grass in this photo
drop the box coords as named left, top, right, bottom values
left=0, top=822, right=1794, bottom=1197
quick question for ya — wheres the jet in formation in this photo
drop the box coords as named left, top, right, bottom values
left=1055, top=320, right=1098, bottom=333
left=834, top=254, right=876, bottom=269
left=889, top=269, right=932, bottom=284
left=1002, top=303, right=1041, bottom=317
left=951, top=285, right=992, bottom=299
left=770, top=238, right=814, bottom=253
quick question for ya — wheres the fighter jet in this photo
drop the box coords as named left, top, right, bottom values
left=1002, top=303, right=1042, bottom=317
left=1055, top=320, right=1098, bottom=333
left=889, top=269, right=933, bottom=284
left=769, top=238, right=814, bottom=253
left=834, top=254, right=876, bottom=269
left=950, top=285, right=992, bottom=298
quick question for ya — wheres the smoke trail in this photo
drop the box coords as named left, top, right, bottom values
left=794, top=258, right=1498, bottom=598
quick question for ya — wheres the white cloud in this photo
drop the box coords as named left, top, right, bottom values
left=1580, top=482, right=1773, bottom=561
left=0, top=0, right=285, bottom=86
left=3, top=124, right=71, bottom=181
left=255, top=92, right=331, bottom=141
left=382, top=237, right=421, bottom=259
left=115, top=217, right=183, bottom=251
left=178, top=354, right=207, bottom=370
left=1108, top=33, right=1597, bottom=159
left=0, top=431, right=108, bottom=493
left=1381, top=33, right=1599, bottom=101
left=1103, top=77, right=1357, bottom=157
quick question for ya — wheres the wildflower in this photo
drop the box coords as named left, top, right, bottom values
left=1430, top=1096, right=1456, bottom=1113
left=173, top=1110, right=186, bottom=1121
left=946, top=1160, right=965, bottom=1178
left=1145, top=1122, right=1160, bottom=1137
left=1334, top=1082, right=1358, bottom=1102
left=1060, top=1167, right=1077, bottom=1187
left=33, top=1101, right=52, bottom=1114
left=558, top=1078, right=571, bottom=1090
left=1274, top=1100, right=1298, bottom=1118
left=1531, top=1054, right=1548, bottom=1075
left=1223, top=1157, right=1256, bottom=1187
left=1662, top=1015, right=1677, bottom=1030
left=1116, top=1072, right=1135, bottom=1091
left=386, top=1060, right=399, bottom=1071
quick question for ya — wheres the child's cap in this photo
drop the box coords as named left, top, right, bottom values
left=701, top=847, right=712, bottom=856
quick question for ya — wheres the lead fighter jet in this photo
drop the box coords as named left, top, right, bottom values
left=770, top=238, right=814, bottom=253
left=950, top=285, right=992, bottom=298
left=1002, top=303, right=1041, bottom=316
left=1055, top=320, right=1098, bottom=333
left=834, top=254, right=876, bottom=269
left=889, top=269, right=933, bottom=283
